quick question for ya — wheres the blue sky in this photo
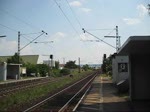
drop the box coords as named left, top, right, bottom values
left=0, top=0, right=150, bottom=64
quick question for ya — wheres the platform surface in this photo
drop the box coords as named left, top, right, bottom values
left=76, top=75, right=131, bottom=112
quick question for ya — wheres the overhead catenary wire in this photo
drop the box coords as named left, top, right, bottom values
left=101, top=28, right=116, bottom=40
left=20, top=31, right=47, bottom=51
left=21, top=32, right=42, bottom=35
left=54, top=0, right=80, bottom=36
left=0, top=8, right=41, bottom=31
left=82, top=28, right=116, bottom=49
left=85, top=28, right=114, bottom=31
left=105, top=28, right=116, bottom=36
left=0, top=23, right=18, bottom=32
left=65, top=0, right=82, bottom=29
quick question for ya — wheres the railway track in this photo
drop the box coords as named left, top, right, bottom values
left=23, top=72, right=98, bottom=112
left=0, top=76, right=65, bottom=98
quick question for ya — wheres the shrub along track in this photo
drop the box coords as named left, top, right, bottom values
left=23, top=72, right=98, bottom=112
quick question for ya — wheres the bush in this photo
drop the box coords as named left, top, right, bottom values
left=37, top=64, right=49, bottom=77
left=24, top=63, right=37, bottom=76
left=51, top=69, right=61, bottom=77
left=60, top=68, right=70, bottom=76
left=24, top=63, right=49, bottom=77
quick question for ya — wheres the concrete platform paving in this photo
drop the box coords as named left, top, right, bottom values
left=76, top=75, right=131, bottom=112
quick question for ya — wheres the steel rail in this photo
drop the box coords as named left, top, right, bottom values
left=58, top=74, right=96, bottom=112
left=72, top=85, right=91, bottom=111
left=23, top=73, right=96, bottom=112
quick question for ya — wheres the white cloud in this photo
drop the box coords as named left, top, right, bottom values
left=137, top=4, right=148, bottom=17
left=80, top=8, right=92, bottom=13
left=55, top=32, right=66, bottom=38
left=69, top=1, right=82, bottom=7
left=47, top=32, right=66, bottom=42
left=0, top=39, right=17, bottom=55
left=80, top=33, right=95, bottom=41
left=80, top=33, right=87, bottom=40
left=123, top=18, right=141, bottom=25
left=122, top=4, right=148, bottom=26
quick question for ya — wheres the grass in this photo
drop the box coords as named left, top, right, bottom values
left=101, top=74, right=113, bottom=79
left=0, top=70, right=93, bottom=111
left=101, top=74, right=109, bottom=77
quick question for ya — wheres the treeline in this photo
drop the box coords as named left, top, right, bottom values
left=5, top=53, right=93, bottom=77
left=101, top=54, right=112, bottom=76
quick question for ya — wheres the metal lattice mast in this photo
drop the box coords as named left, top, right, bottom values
left=116, top=26, right=120, bottom=51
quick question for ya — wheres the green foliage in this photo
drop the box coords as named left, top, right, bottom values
left=24, top=63, right=37, bottom=76
left=24, top=63, right=49, bottom=77
left=37, top=64, right=49, bottom=77
left=60, top=68, right=71, bottom=76
left=101, top=54, right=112, bottom=76
left=106, top=55, right=112, bottom=76
left=51, top=69, right=61, bottom=77
left=55, top=61, right=59, bottom=69
left=64, top=60, right=77, bottom=69
left=101, top=54, right=107, bottom=73
left=7, top=53, right=24, bottom=64
left=0, top=70, right=94, bottom=111
left=82, top=64, right=89, bottom=71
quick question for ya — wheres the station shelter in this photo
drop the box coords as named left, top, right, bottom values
left=117, top=36, right=150, bottom=100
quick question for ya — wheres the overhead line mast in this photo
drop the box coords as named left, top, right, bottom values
left=82, top=28, right=116, bottom=49
left=82, top=26, right=121, bottom=52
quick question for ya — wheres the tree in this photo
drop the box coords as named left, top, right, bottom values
left=55, top=61, right=59, bottom=69
left=7, top=53, right=24, bottom=64
left=106, top=55, right=113, bottom=76
left=101, top=54, right=107, bottom=73
left=64, top=61, right=77, bottom=69
left=37, top=64, right=49, bottom=77
left=101, top=54, right=113, bottom=76
left=82, top=64, right=89, bottom=71
left=60, top=68, right=70, bottom=76
left=25, top=63, right=37, bottom=76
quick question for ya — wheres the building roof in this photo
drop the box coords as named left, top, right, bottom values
left=0, top=55, right=39, bottom=64
left=117, top=36, right=150, bottom=55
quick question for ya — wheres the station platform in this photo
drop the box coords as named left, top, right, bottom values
left=0, top=77, right=48, bottom=85
left=76, top=75, right=131, bottom=112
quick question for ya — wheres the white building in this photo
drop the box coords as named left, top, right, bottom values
left=43, top=60, right=55, bottom=67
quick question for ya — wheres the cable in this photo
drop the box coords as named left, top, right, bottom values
left=0, top=23, right=18, bottom=32
left=85, top=29, right=113, bottom=31
left=54, top=0, right=80, bottom=36
left=21, top=35, right=32, bottom=41
left=20, top=31, right=47, bottom=51
left=82, top=28, right=116, bottom=49
left=105, top=28, right=115, bottom=36
left=102, top=28, right=115, bottom=40
left=65, top=0, right=82, bottom=29
left=21, top=32, right=41, bottom=35
left=0, top=8, right=41, bottom=31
